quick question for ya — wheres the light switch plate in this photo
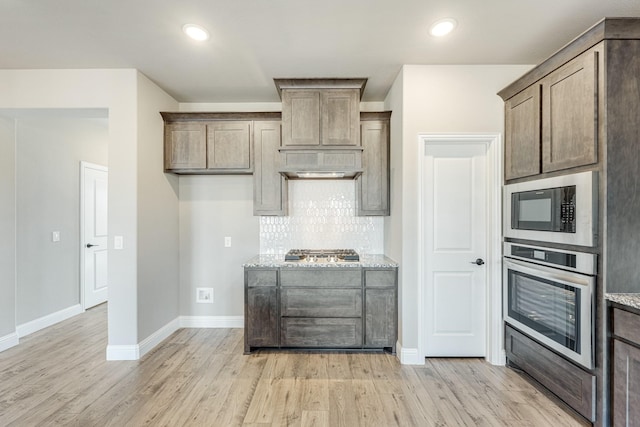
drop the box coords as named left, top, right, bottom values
left=52, top=231, right=60, bottom=242
left=114, top=235, right=124, bottom=250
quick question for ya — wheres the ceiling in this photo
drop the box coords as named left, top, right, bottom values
left=2, top=0, right=639, bottom=103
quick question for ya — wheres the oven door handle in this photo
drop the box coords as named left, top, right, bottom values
left=503, top=257, right=594, bottom=289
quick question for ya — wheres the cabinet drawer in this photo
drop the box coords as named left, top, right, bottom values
left=246, top=269, right=277, bottom=287
left=505, top=325, right=595, bottom=421
left=281, top=288, right=361, bottom=317
left=280, top=269, right=361, bottom=287
left=281, top=318, right=362, bottom=348
left=612, top=308, right=640, bottom=345
left=364, top=269, right=396, bottom=287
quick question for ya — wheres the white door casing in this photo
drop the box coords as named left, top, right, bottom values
left=418, top=134, right=503, bottom=364
left=81, top=162, right=108, bottom=309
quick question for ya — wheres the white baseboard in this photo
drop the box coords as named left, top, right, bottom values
left=16, top=304, right=83, bottom=338
left=0, top=332, right=19, bottom=353
left=106, top=317, right=181, bottom=361
left=106, top=345, right=139, bottom=361
left=490, top=349, right=507, bottom=366
left=138, top=317, right=181, bottom=358
left=180, top=315, right=243, bottom=328
left=397, top=341, right=424, bottom=365
left=106, top=316, right=243, bottom=361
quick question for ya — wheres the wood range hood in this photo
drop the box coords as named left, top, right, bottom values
left=274, top=78, right=367, bottom=180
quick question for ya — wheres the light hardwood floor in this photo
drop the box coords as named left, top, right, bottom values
left=0, top=304, right=588, bottom=426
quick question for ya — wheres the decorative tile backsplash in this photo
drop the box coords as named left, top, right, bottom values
left=259, top=180, right=384, bottom=254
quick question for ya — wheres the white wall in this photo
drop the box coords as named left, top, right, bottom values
left=0, top=69, right=180, bottom=355
left=136, top=72, right=180, bottom=341
left=0, top=117, right=16, bottom=340
left=384, top=65, right=533, bottom=359
left=179, top=175, right=259, bottom=317
left=15, top=115, right=108, bottom=325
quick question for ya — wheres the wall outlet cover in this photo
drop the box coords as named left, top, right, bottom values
left=196, top=287, right=214, bottom=303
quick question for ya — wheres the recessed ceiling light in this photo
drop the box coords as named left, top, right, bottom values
left=182, top=24, right=210, bottom=41
left=429, top=18, right=457, bottom=37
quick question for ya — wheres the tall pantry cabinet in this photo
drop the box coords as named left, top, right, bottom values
left=498, top=17, right=640, bottom=426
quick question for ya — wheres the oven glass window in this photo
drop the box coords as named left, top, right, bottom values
left=507, top=269, right=580, bottom=352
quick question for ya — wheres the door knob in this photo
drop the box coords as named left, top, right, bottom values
left=470, top=258, right=485, bottom=266
left=86, top=243, right=99, bottom=248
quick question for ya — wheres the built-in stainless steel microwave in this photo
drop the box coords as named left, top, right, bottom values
left=504, top=171, right=598, bottom=247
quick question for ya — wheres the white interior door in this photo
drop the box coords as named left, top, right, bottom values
left=423, top=142, right=487, bottom=357
left=82, top=162, right=108, bottom=309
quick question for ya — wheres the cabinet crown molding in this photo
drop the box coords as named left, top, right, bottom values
left=273, top=78, right=368, bottom=100
left=498, top=17, right=640, bottom=100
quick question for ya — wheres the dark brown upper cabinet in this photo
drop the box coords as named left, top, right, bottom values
left=275, top=78, right=366, bottom=148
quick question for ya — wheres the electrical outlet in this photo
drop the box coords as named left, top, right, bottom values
left=196, top=287, right=214, bottom=303
left=224, top=236, right=231, bottom=247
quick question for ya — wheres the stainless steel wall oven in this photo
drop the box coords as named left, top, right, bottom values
left=503, top=242, right=596, bottom=369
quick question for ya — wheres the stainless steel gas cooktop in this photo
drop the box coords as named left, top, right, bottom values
left=284, top=249, right=360, bottom=262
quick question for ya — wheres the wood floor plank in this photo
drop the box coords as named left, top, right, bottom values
left=0, top=304, right=590, bottom=426
left=300, top=409, right=329, bottom=427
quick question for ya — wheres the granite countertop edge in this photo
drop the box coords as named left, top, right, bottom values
left=243, top=254, right=399, bottom=268
left=606, top=293, right=640, bottom=311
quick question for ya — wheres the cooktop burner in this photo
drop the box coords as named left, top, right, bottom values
left=285, top=249, right=360, bottom=262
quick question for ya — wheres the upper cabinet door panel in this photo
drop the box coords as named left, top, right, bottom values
left=206, top=121, right=252, bottom=170
left=542, top=48, right=599, bottom=173
left=282, top=90, right=321, bottom=146
left=357, top=120, right=389, bottom=215
left=322, top=89, right=360, bottom=146
left=253, top=121, right=287, bottom=216
left=504, top=85, right=541, bottom=181
left=164, top=122, right=206, bottom=170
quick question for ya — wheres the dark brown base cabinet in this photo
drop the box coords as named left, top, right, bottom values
left=610, top=305, right=640, bottom=427
left=505, top=325, right=596, bottom=422
left=244, top=266, right=397, bottom=354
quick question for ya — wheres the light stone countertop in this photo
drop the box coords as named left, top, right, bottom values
left=606, top=293, right=640, bottom=311
left=243, top=254, right=398, bottom=268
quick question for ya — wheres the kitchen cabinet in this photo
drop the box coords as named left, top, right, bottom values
left=275, top=78, right=366, bottom=148
left=161, top=112, right=280, bottom=174
left=610, top=305, right=640, bottom=427
left=500, top=44, right=600, bottom=181
left=164, top=122, right=206, bottom=170
left=281, top=267, right=363, bottom=349
left=499, top=18, right=640, bottom=426
left=281, top=89, right=360, bottom=147
left=243, top=263, right=398, bottom=353
left=504, top=85, right=540, bottom=181
left=505, top=325, right=595, bottom=421
left=541, top=47, right=598, bottom=173
left=364, top=269, right=397, bottom=350
left=206, top=121, right=252, bottom=171
left=357, top=112, right=391, bottom=216
left=253, top=121, right=287, bottom=215
left=244, top=269, right=279, bottom=350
